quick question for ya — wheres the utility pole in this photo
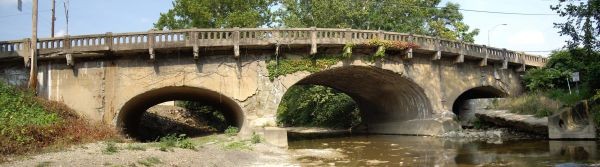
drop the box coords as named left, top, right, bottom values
left=51, top=0, right=56, bottom=38
left=28, top=0, right=38, bottom=91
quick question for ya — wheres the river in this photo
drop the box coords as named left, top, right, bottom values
left=289, top=135, right=599, bottom=166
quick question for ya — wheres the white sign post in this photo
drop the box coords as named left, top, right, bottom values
left=572, top=72, right=580, bottom=94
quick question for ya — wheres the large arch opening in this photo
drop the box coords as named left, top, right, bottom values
left=451, top=86, right=507, bottom=127
left=277, top=66, right=434, bottom=135
left=117, top=86, right=243, bottom=141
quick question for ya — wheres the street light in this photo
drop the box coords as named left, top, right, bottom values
left=487, top=24, right=508, bottom=46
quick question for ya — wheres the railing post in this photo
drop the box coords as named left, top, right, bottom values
left=344, top=28, right=352, bottom=44
left=378, top=30, right=384, bottom=40
left=455, top=42, right=465, bottom=63
left=105, top=32, right=113, bottom=51
left=501, top=49, right=508, bottom=70
left=432, top=37, right=441, bottom=60
left=310, top=27, right=317, bottom=55
left=403, top=34, right=414, bottom=60
left=22, top=39, right=32, bottom=67
left=233, top=27, right=240, bottom=58
left=517, top=53, right=526, bottom=72
left=189, top=31, right=199, bottom=60
left=480, top=45, right=488, bottom=67
left=66, top=53, right=74, bottom=66
left=148, top=32, right=155, bottom=62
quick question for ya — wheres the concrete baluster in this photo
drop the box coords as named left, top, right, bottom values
left=105, top=32, right=112, bottom=51
left=480, top=46, right=488, bottom=66
left=233, top=27, right=240, bottom=58
left=148, top=33, right=155, bottom=62
left=310, top=27, right=317, bottom=55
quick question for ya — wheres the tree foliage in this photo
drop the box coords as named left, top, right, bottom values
left=154, top=0, right=275, bottom=30
left=155, top=0, right=479, bottom=42
left=277, top=85, right=361, bottom=129
left=276, top=0, right=479, bottom=42
left=551, top=0, right=600, bottom=52
left=523, top=49, right=600, bottom=92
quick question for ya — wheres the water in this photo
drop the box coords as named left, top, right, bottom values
left=289, top=135, right=600, bottom=166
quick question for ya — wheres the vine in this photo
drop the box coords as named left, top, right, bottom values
left=364, top=39, right=419, bottom=61
left=342, top=42, right=355, bottom=59
left=266, top=55, right=342, bottom=81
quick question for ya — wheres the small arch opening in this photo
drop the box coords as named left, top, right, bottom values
left=452, top=86, right=507, bottom=127
left=117, top=86, right=243, bottom=141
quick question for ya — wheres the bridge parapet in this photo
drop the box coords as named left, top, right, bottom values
left=0, top=28, right=546, bottom=68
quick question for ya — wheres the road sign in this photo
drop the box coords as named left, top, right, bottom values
left=572, top=72, right=580, bottom=82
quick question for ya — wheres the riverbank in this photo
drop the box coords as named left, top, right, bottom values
left=1, top=134, right=295, bottom=167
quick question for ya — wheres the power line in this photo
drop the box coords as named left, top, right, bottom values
left=457, top=8, right=557, bottom=16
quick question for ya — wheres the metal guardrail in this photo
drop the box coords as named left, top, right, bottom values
left=0, top=28, right=546, bottom=68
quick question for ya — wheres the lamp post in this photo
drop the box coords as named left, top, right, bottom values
left=487, top=24, right=507, bottom=46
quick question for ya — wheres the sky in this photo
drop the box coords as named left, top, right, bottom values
left=0, top=0, right=567, bottom=56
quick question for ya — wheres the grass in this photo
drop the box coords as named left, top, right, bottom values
left=492, top=93, right=563, bottom=117
left=0, top=81, right=121, bottom=162
left=102, top=141, right=119, bottom=155
left=224, top=126, right=239, bottom=136
left=157, top=134, right=196, bottom=152
left=250, top=132, right=262, bottom=144
left=125, top=143, right=146, bottom=151
left=222, top=141, right=252, bottom=150
left=137, top=157, right=162, bottom=167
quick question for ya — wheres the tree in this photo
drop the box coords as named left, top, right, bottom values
left=154, top=0, right=275, bottom=30
left=276, top=0, right=479, bottom=42
left=551, top=0, right=600, bottom=52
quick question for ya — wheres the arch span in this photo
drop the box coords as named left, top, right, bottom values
left=116, top=86, right=244, bottom=139
left=282, top=66, right=435, bottom=135
left=451, top=86, right=507, bottom=126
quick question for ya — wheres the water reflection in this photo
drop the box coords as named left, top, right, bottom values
left=288, top=135, right=600, bottom=166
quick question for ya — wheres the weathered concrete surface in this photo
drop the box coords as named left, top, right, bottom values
left=262, top=127, right=288, bottom=148
left=548, top=101, right=596, bottom=139
left=475, top=110, right=548, bottom=135
left=0, top=48, right=525, bottom=137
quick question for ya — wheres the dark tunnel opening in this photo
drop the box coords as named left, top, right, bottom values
left=452, top=86, right=507, bottom=127
left=277, top=66, right=433, bottom=135
left=117, top=86, right=243, bottom=141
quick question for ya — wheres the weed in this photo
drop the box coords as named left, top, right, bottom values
left=103, top=141, right=119, bottom=155
left=492, top=93, right=563, bottom=117
left=251, top=132, right=262, bottom=144
left=137, top=157, right=162, bottom=167
left=126, top=143, right=146, bottom=151
left=224, top=126, right=239, bottom=136
left=157, top=134, right=196, bottom=151
left=35, top=161, right=53, bottom=167
left=223, top=141, right=252, bottom=150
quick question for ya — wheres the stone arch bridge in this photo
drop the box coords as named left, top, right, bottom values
left=0, top=28, right=547, bottom=137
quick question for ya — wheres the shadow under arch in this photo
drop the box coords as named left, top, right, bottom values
left=451, top=86, right=508, bottom=126
left=281, top=65, right=434, bottom=135
left=116, top=86, right=244, bottom=140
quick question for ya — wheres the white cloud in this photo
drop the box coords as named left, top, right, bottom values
left=55, top=29, right=66, bottom=37
left=506, top=30, right=545, bottom=45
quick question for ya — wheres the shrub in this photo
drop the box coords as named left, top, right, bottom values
left=103, top=141, right=118, bottom=155
left=224, top=126, right=239, bottom=136
left=157, top=134, right=195, bottom=151
left=250, top=132, right=262, bottom=144
left=493, top=93, right=563, bottom=117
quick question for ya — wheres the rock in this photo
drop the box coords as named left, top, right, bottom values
left=475, top=110, right=548, bottom=135
left=548, top=100, right=596, bottom=139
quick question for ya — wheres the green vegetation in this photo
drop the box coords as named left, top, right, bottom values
left=157, top=134, right=196, bottom=152
left=156, top=1, right=478, bottom=43
left=0, top=81, right=120, bottom=161
left=175, top=101, right=228, bottom=131
left=126, top=143, right=147, bottom=151
left=266, top=55, right=342, bottom=80
left=492, top=93, right=563, bottom=118
left=224, top=126, right=239, bottom=136
left=223, top=141, right=253, bottom=150
left=250, top=132, right=262, bottom=144
left=551, top=0, right=599, bottom=52
left=277, top=85, right=361, bottom=129
left=103, top=141, right=119, bottom=155
left=137, top=157, right=162, bottom=167
left=277, top=0, right=479, bottom=42
left=155, top=0, right=274, bottom=29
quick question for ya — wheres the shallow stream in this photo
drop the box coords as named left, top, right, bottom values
left=289, top=135, right=599, bottom=166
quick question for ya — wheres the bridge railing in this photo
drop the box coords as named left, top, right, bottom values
left=0, top=28, right=547, bottom=67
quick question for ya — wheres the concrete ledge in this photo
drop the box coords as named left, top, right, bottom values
left=262, top=127, right=288, bottom=148
left=475, top=110, right=548, bottom=135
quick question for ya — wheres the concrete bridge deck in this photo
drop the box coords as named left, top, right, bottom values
left=0, top=28, right=546, bottom=68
